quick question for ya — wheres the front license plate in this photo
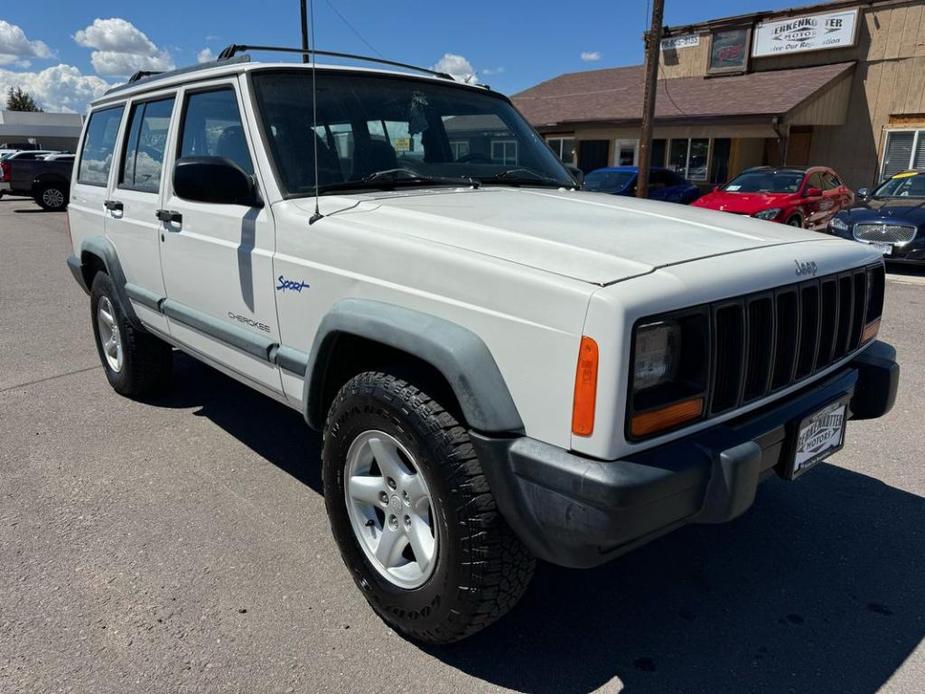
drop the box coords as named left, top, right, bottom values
left=788, top=399, right=848, bottom=479
left=868, top=241, right=892, bottom=256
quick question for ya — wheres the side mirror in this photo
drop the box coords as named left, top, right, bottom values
left=857, top=187, right=870, bottom=201
left=173, top=156, right=263, bottom=207
left=565, top=164, right=584, bottom=187
left=804, top=186, right=822, bottom=198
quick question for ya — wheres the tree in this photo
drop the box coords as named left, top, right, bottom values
left=5, top=87, right=43, bottom=112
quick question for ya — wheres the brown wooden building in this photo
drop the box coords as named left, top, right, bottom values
left=513, top=0, right=925, bottom=190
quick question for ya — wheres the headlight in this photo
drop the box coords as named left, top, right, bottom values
left=633, top=321, right=679, bottom=390
left=752, top=208, right=782, bottom=220
left=629, top=312, right=708, bottom=439
left=830, top=217, right=849, bottom=233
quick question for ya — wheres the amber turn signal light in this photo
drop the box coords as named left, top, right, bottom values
left=631, top=397, right=704, bottom=438
left=571, top=336, right=599, bottom=436
left=861, top=318, right=880, bottom=344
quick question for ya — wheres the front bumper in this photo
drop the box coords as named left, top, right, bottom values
left=472, top=341, right=899, bottom=569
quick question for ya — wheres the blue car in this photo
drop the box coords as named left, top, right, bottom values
left=828, top=169, right=925, bottom=265
left=583, top=166, right=702, bottom=204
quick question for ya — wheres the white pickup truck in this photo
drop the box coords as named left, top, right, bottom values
left=66, top=49, right=899, bottom=644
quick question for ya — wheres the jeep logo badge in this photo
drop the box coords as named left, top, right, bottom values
left=794, top=260, right=818, bottom=277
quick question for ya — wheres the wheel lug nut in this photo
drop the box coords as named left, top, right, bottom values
left=387, top=477, right=397, bottom=490
left=378, top=491, right=388, bottom=504
left=402, top=491, right=410, bottom=505
left=403, top=515, right=411, bottom=529
left=388, top=515, right=398, bottom=530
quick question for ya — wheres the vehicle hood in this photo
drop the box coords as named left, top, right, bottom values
left=693, top=191, right=796, bottom=215
left=840, top=197, right=925, bottom=226
left=302, top=187, right=834, bottom=285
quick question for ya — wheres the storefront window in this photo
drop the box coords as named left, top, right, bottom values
left=668, top=138, right=710, bottom=181
left=881, top=130, right=925, bottom=180
left=547, top=136, right=576, bottom=165
left=668, top=139, right=688, bottom=174
left=651, top=139, right=666, bottom=167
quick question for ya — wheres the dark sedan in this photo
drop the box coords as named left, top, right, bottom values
left=828, top=170, right=925, bottom=265
left=583, top=166, right=701, bottom=204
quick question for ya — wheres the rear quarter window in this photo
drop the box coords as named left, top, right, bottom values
left=78, top=105, right=125, bottom=186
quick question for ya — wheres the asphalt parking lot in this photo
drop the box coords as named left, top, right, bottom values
left=1, top=196, right=923, bottom=693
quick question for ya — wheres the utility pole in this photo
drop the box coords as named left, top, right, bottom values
left=300, top=0, right=310, bottom=63
left=637, top=0, right=665, bottom=198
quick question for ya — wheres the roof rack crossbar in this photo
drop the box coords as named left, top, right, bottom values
left=217, top=44, right=456, bottom=81
left=103, top=55, right=252, bottom=96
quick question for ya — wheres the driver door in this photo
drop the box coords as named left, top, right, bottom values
left=159, top=80, right=282, bottom=395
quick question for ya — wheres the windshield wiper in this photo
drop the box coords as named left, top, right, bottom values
left=482, top=168, right=571, bottom=188
left=318, top=168, right=479, bottom=194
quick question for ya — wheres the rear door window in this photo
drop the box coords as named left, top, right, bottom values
left=119, top=96, right=175, bottom=193
left=178, top=88, right=254, bottom=175
left=78, top=106, right=125, bottom=186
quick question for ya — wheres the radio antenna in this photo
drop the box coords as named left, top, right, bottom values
left=308, top=0, right=324, bottom=225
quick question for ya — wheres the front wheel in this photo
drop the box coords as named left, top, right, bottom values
left=323, top=371, right=534, bottom=644
left=36, top=183, right=68, bottom=211
left=786, top=214, right=803, bottom=228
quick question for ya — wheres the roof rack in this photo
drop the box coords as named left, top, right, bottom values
left=104, top=55, right=252, bottom=96
left=216, top=44, right=457, bottom=82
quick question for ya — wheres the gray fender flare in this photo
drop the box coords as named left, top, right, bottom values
left=76, top=236, right=142, bottom=326
left=303, top=299, right=524, bottom=434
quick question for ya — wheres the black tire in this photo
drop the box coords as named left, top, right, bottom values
left=323, top=371, right=534, bottom=644
left=35, top=183, right=68, bottom=211
left=89, top=272, right=172, bottom=397
left=786, top=214, right=803, bottom=228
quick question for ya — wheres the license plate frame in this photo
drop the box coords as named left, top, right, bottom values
left=785, top=397, right=849, bottom=480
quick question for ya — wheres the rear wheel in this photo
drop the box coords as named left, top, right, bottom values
left=36, top=183, right=67, bottom=211
left=786, top=214, right=803, bottom=228
left=323, top=371, right=534, bottom=644
left=90, top=272, right=172, bottom=397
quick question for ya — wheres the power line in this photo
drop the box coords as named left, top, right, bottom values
left=323, top=0, right=384, bottom=57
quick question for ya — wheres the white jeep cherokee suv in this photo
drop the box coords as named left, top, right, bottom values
left=66, top=49, right=899, bottom=644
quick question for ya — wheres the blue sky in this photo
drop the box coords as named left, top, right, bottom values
left=2, top=0, right=798, bottom=112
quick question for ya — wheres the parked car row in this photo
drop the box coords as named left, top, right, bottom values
left=0, top=149, right=73, bottom=210
left=581, top=162, right=920, bottom=265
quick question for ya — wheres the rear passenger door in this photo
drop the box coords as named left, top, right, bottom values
left=159, top=81, right=282, bottom=395
left=106, top=93, right=176, bottom=334
left=70, top=105, right=125, bottom=250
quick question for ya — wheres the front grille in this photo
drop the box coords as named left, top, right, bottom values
left=853, top=223, right=917, bottom=244
left=706, top=263, right=884, bottom=416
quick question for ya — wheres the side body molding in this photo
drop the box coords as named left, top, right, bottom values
left=303, top=299, right=524, bottom=434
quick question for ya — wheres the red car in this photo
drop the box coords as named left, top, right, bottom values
left=692, top=165, right=854, bottom=229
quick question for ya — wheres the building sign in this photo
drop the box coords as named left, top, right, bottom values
left=661, top=34, right=700, bottom=51
left=752, top=8, right=859, bottom=57
left=708, top=28, right=751, bottom=75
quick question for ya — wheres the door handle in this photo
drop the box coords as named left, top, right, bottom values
left=104, top=199, right=123, bottom=211
left=155, top=209, right=182, bottom=225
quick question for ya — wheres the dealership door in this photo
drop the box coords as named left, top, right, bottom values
left=578, top=140, right=610, bottom=173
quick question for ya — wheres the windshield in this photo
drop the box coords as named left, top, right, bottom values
left=251, top=70, right=575, bottom=196
left=722, top=170, right=804, bottom=193
left=873, top=173, right=925, bottom=198
left=584, top=171, right=635, bottom=193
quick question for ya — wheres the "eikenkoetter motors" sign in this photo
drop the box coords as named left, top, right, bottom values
left=752, top=8, right=859, bottom=57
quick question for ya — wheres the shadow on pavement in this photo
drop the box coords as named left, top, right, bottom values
left=154, top=353, right=924, bottom=694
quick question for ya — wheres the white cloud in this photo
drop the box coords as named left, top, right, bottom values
left=0, top=20, right=52, bottom=65
left=432, top=53, right=478, bottom=84
left=73, top=18, right=174, bottom=77
left=581, top=51, right=602, bottom=62
left=197, top=48, right=215, bottom=64
left=481, top=66, right=504, bottom=76
left=90, top=50, right=173, bottom=76
left=0, top=64, right=110, bottom=113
